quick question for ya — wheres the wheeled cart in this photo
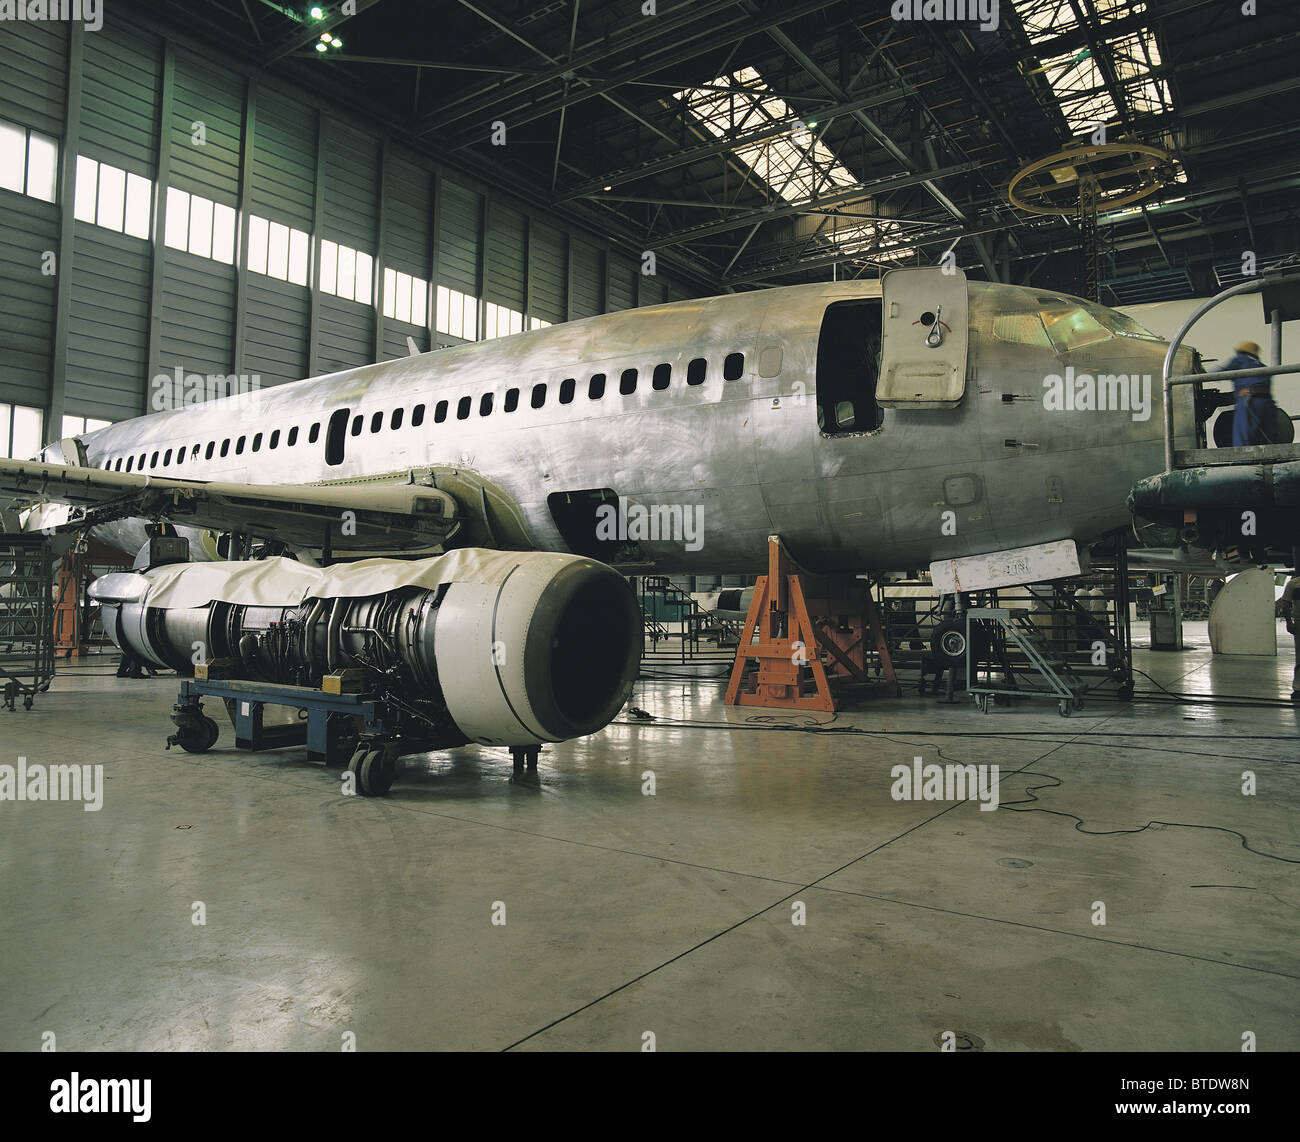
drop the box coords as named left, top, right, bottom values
left=168, top=677, right=406, bottom=795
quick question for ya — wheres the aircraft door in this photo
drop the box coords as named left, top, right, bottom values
left=878, top=266, right=969, bottom=409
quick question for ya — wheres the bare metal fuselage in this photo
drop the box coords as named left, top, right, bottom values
left=76, top=279, right=1194, bottom=574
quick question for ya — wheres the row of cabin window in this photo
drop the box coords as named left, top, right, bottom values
left=102, top=351, right=746, bottom=473
left=409, top=352, right=745, bottom=425
left=105, top=421, right=323, bottom=472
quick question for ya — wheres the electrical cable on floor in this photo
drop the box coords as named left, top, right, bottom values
left=996, top=768, right=1300, bottom=865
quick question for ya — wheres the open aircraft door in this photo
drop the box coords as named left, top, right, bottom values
left=878, top=266, right=969, bottom=409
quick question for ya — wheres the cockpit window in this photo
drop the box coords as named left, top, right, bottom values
left=992, top=313, right=1052, bottom=349
left=1082, top=302, right=1162, bottom=340
left=1039, top=302, right=1111, bottom=353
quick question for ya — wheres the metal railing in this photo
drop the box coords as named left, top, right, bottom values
left=1161, top=269, right=1300, bottom=472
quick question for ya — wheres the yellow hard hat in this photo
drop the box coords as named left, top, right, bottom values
left=1235, top=341, right=1261, bottom=356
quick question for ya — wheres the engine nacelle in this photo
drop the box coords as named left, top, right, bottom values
left=88, top=550, right=642, bottom=748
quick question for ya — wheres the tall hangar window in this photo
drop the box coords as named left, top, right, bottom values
left=382, top=268, right=428, bottom=325
left=320, top=239, right=374, bottom=306
left=61, top=415, right=112, bottom=437
left=0, top=403, right=44, bottom=460
left=436, top=285, right=479, bottom=341
left=75, top=157, right=153, bottom=240
left=247, top=215, right=310, bottom=286
left=529, top=317, right=552, bottom=330
left=163, top=187, right=236, bottom=261
left=485, top=303, right=523, bottom=339
left=0, top=120, right=57, bottom=203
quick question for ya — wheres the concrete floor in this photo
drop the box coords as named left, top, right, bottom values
left=1, top=621, right=1296, bottom=1052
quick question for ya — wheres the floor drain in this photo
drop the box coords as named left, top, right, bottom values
left=997, top=857, right=1033, bottom=868
left=934, top=1030, right=985, bottom=1051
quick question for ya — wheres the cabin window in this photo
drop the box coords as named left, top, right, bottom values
left=652, top=364, right=671, bottom=391
left=269, top=430, right=280, bottom=449
left=114, top=458, right=123, bottom=471
left=589, top=373, right=606, bottom=399
left=480, top=393, right=493, bottom=416
left=687, top=358, right=706, bottom=385
left=150, top=451, right=158, bottom=468
left=206, top=442, right=216, bottom=460
left=164, top=449, right=173, bottom=465
left=235, top=436, right=245, bottom=455
left=308, top=423, right=320, bottom=444
left=252, top=433, right=262, bottom=452
left=370, top=412, right=383, bottom=433
left=504, top=388, right=519, bottom=412
left=723, top=352, right=745, bottom=381
left=559, top=378, right=575, bottom=404
left=412, top=404, right=426, bottom=427
left=531, top=383, right=546, bottom=409
left=619, top=368, right=638, bottom=395
left=176, top=448, right=184, bottom=466
left=125, top=456, right=133, bottom=472
left=351, top=415, right=363, bottom=436
left=391, top=409, right=403, bottom=431
left=457, top=396, right=471, bottom=420
left=434, top=401, right=448, bottom=424
left=288, top=427, right=299, bottom=446
left=325, top=407, right=350, bottom=466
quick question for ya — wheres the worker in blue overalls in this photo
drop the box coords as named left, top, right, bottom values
left=1216, top=340, right=1277, bottom=446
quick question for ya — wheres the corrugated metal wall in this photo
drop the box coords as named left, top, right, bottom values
left=380, top=149, right=433, bottom=360
left=242, top=88, right=315, bottom=386
left=158, top=54, right=243, bottom=382
left=438, top=180, right=482, bottom=299
left=0, top=17, right=64, bottom=409
left=0, top=13, right=707, bottom=430
left=318, top=118, right=379, bottom=373
left=607, top=253, right=636, bottom=312
left=570, top=239, right=603, bottom=318
left=484, top=200, right=526, bottom=313
left=528, top=221, right=567, bottom=324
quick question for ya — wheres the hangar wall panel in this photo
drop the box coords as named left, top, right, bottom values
left=66, top=226, right=151, bottom=421
left=438, top=181, right=481, bottom=298
left=319, top=120, right=379, bottom=369
left=78, top=21, right=160, bottom=176
left=484, top=201, right=526, bottom=312
left=607, top=254, right=636, bottom=313
left=157, top=256, right=236, bottom=379
left=0, top=196, right=58, bottom=408
left=528, top=222, right=566, bottom=324
left=0, top=19, right=66, bottom=137
left=244, top=277, right=309, bottom=386
left=570, top=240, right=603, bottom=319
left=170, top=55, right=243, bottom=203
left=379, top=150, right=433, bottom=357
left=250, top=90, right=315, bottom=230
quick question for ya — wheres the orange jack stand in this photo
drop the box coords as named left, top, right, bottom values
left=724, top=536, right=899, bottom=712
left=54, top=549, right=85, bottom=658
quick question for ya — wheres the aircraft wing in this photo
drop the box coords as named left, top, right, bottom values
left=0, top=457, right=460, bottom=550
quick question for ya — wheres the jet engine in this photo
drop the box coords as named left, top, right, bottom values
left=87, top=549, right=642, bottom=750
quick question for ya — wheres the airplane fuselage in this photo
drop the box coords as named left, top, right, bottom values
left=71, top=279, right=1195, bottom=574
